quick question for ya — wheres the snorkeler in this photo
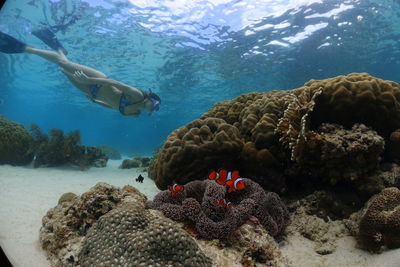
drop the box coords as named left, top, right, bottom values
left=0, top=30, right=160, bottom=117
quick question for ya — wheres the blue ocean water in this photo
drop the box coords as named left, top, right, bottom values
left=0, top=0, right=399, bottom=156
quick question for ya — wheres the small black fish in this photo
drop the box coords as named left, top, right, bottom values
left=136, top=174, right=144, bottom=183
left=66, top=255, right=74, bottom=263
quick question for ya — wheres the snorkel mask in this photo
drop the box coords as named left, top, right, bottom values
left=147, top=89, right=161, bottom=115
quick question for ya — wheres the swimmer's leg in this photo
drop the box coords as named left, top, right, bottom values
left=24, top=46, right=69, bottom=65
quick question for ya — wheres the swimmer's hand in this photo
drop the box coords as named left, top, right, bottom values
left=73, top=70, right=93, bottom=84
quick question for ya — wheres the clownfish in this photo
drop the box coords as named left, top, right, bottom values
left=208, top=169, right=245, bottom=192
left=169, top=183, right=184, bottom=195
left=208, top=169, right=240, bottom=186
left=225, top=177, right=245, bottom=193
left=213, top=198, right=233, bottom=208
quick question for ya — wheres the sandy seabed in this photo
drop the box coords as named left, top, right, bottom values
left=1, top=160, right=400, bottom=267
left=0, top=159, right=160, bottom=267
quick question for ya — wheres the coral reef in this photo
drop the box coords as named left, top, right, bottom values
left=306, top=73, right=400, bottom=138
left=146, top=179, right=289, bottom=240
left=39, top=183, right=211, bottom=267
left=119, top=157, right=151, bottom=169
left=80, top=203, right=212, bottom=267
left=39, top=183, right=131, bottom=265
left=0, top=116, right=34, bottom=165
left=31, top=126, right=108, bottom=169
left=388, top=129, right=400, bottom=162
left=149, top=73, right=400, bottom=196
left=357, top=187, right=400, bottom=252
left=120, top=158, right=141, bottom=168
left=135, top=156, right=151, bottom=167
left=226, top=217, right=290, bottom=266
left=149, top=118, right=244, bottom=189
left=280, top=122, right=385, bottom=184
left=98, top=145, right=121, bottom=160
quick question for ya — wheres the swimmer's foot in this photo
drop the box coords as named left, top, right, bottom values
left=32, top=28, right=68, bottom=55
left=0, top=31, right=26, bottom=53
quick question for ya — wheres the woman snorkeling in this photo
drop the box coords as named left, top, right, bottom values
left=0, top=29, right=161, bottom=117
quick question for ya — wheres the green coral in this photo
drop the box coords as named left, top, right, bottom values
left=0, top=116, right=34, bottom=165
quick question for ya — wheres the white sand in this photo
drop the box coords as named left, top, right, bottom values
left=281, top=234, right=400, bottom=267
left=0, top=160, right=160, bottom=267
left=2, top=161, right=400, bottom=267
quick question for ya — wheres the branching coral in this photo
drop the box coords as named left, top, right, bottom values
left=146, top=179, right=289, bottom=239
left=358, top=187, right=400, bottom=252
left=0, top=116, right=34, bottom=165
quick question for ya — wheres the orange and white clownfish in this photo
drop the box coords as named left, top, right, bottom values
left=208, top=169, right=240, bottom=186
left=208, top=169, right=227, bottom=185
left=225, top=175, right=245, bottom=193
left=169, top=183, right=184, bottom=195
left=213, top=198, right=233, bottom=208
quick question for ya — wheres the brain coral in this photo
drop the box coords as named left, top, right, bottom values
left=40, top=183, right=141, bottom=266
left=149, top=73, right=400, bottom=192
left=40, top=182, right=211, bottom=267
left=149, top=117, right=244, bottom=189
left=146, top=179, right=289, bottom=240
left=305, top=73, right=400, bottom=137
left=0, top=115, right=34, bottom=165
left=358, top=187, right=400, bottom=252
left=79, top=203, right=212, bottom=267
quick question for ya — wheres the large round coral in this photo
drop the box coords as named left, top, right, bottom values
left=146, top=179, right=289, bottom=240
left=150, top=73, right=400, bottom=194
left=79, top=203, right=212, bottom=267
left=0, top=116, right=34, bottom=165
left=149, top=118, right=244, bottom=189
left=39, top=183, right=141, bottom=266
left=306, top=73, right=400, bottom=137
left=358, top=187, right=400, bottom=252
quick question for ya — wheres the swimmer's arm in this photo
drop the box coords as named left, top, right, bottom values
left=72, top=70, right=144, bottom=99
left=61, top=69, right=113, bottom=108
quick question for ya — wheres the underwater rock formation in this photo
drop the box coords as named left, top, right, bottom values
left=31, top=126, right=108, bottom=169
left=146, top=179, right=289, bottom=240
left=149, top=73, right=400, bottom=195
left=0, top=116, right=34, bottom=165
left=40, top=183, right=211, bottom=267
left=357, top=187, right=400, bottom=252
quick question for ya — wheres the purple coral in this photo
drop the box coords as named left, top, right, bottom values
left=146, top=179, right=289, bottom=239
